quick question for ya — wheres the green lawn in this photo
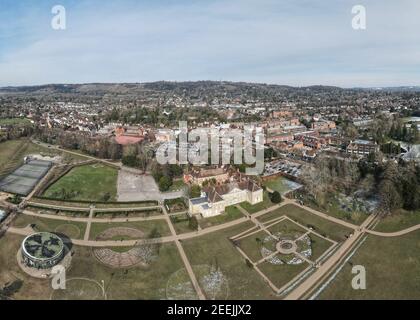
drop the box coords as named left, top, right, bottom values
left=0, top=118, right=31, bottom=126
left=168, top=179, right=187, bottom=192
left=171, top=213, right=196, bottom=235
left=12, top=214, right=87, bottom=239
left=263, top=177, right=302, bottom=195
left=236, top=230, right=269, bottom=263
left=258, top=259, right=309, bottom=289
left=318, top=231, right=420, bottom=299
left=68, top=243, right=187, bottom=300
left=0, top=140, right=28, bottom=176
left=89, top=220, right=171, bottom=240
left=240, top=191, right=274, bottom=214
left=0, top=234, right=53, bottom=300
left=0, top=233, right=188, bottom=300
left=267, top=219, right=307, bottom=236
left=198, top=205, right=245, bottom=229
left=309, top=234, right=334, bottom=261
left=258, top=204, right=352, bottom=242
left=182, top=222, right=277, bottom=299
left=43, top=163, right=118, bottom=202
left=375, top=209, right=420, bottom=233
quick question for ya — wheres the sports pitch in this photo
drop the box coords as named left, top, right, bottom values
left=0, top=160, right=52, bottom=196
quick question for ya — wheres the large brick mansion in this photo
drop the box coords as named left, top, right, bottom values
left=189, top=179, right=263, bottom=218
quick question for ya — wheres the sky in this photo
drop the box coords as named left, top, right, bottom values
left=0, top=0, right=419, bottom=87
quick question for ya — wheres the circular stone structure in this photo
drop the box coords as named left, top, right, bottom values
left=21, top=232, right=65, bottom=269
left=276, top=240, right=297, bottom=255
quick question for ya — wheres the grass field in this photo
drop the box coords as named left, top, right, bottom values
left=375, top=209, right=420, bottom=233
left=0, top=234, right=53, bottom=300
left=240, top=191, right=274, bottom=214
left=0, top=233, right=188, bottom=300
left=258, top=204, right=352, bottom=242
left=0, top=140, right=28, bottom=176
left=0, top=139, right=82, bottom=178
left=236, top=230, right=269, bottom=263
left=168, top=179, right=187, bottom=192
left=258, top=260, right=309, bottom=289
left=170, top=213, right=196, bottom=235
left=263, top=177, right=302, bottom=195
left=309, top=234, right=334, bottom=261
left=70, top=243, right=187, bottom=300
left=89, top=220, right=171, bottom=240
left=12, top=214, right=87, bottom=239
left=267, top=218, right=307, bottom=236
left=0, top=118, right=31, bottom=126
left=182, top=221, right=277, bottom=299
left=198, top=205, right=245, bottom=229
left=43, top=163, right=118, bottom=202
left=318, top=231, right=420, bottom=299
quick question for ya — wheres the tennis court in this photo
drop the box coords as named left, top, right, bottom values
left=0, top=160, right=52, bottom=196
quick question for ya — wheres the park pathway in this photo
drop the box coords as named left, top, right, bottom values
left=84, top=206, right=95, bottom=241
left=162, top=206, right=206, bottom=300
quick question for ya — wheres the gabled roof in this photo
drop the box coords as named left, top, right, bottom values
left=203, top=179, right=262, bottom=204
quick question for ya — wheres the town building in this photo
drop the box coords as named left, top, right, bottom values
left=184, top=166, right=230, bottom=186
left=347, top=139, right=379, bottom=155
left=189, top=179, right=263, bottom=217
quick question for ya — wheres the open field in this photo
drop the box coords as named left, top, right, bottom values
left=263, top=177, right=302, bottom=195
left=267, top=218, right=307, bottom=235
left=257, top=204, right=352, bottom=242
left=258, top=260, right=309, bottom=289
left=0, top=233, right=187, bottom=300
left=12, top=214, right=87, bottom=239
left=198, top=205, right=245, bottom=229
left=0, top=139, right=84, bottom=179
left=0, top=234, right=53, bottom=300
left=240, top=191, right=273, bottom=214
left=0, top=140, right=29, bottom=177
left=182, top=221, right=276, bottom=299
left=375, top=209, right=420, bottom=233
left=317, top=231, right=420, bottom=300
left=43, top=163, right=118, bottom=202
left=309, top=233, right=334, bottom=261
left=89, top=220, right=171, bottom=240
left=236, top=230, right=269, bottom=263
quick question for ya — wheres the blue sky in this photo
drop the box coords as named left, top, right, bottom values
left=0, top=0, right=419, bottom=87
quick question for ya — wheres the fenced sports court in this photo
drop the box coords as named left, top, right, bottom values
left=0, top=160, right=52, bottom=196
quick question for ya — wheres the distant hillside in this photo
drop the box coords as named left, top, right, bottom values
left=0, top=81, right=345, bottom=96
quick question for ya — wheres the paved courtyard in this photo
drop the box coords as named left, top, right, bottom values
left=117, top=170, right=184, bottom=202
